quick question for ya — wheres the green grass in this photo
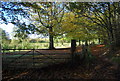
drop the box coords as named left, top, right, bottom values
left=2, top=42, right=73, bottom=49
left=2, top=40, right=99, bottom=49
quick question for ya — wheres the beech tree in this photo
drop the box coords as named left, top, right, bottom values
left=19, top=2, right=65, bottom=49
left=60, top=12, right=99, bottom=43
left=1, top=2, right=66, bottom=49
left=67, top=2, right=120, bottom=50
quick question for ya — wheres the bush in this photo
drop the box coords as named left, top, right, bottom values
left=38, top=40, right=46, bottom=43
left=29, top=39, right=37, bottom=43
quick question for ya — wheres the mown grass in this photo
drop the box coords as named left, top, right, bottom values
left=2, top=42, right=79, bottom=49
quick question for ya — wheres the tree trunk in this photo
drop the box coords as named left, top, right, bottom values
left=78, top=39, right=81, bottom=46
left=98, top=38, right=101, bottom=44
left=115, top=2, right=120, bottom=47
left=85, top=40, right=88, bottom=58
left=114, top=28, right=120, bottom=47
left=49, top=27, right=55, bottom=49
left=88, top=40, right=91, bottom=45
left=110, top=29, right=116, bottom=51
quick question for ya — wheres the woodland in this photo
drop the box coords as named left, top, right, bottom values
left=1, top=2, right=120, bottom=80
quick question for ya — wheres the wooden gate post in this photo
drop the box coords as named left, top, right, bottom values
left=33, top=49, right=35, bottom=68
left=71, top=39, right=76, bottom=60
left=0, top=39, right=2, bottom=80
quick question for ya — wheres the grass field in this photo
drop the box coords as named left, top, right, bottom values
left=30, top=43, right=72, bottom=49
left=2, top=42, right=81, bottom=49
left=2, top=42, right=72, bottom=49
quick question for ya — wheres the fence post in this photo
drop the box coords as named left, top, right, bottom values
left=33, top=49, right=35, bottom=68
left=71, top=39, right=76, bottom=63
left=3, top=49, right=4, bottom=55
left=18, top=49, right=20, bottom=54
left=0, top=39, right=2, bottom=80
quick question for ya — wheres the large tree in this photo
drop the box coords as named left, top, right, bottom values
left=67, top=2, right=120, bottom=49
left=1, top=2, right=66, bottom=49
left=18, top=2, right=65, bottom=49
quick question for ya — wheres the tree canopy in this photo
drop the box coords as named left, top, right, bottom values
left=1, top=2, right=120, bottom=49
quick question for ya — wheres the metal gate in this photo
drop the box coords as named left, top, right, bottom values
left=2, top=49, right=72, bottom=69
